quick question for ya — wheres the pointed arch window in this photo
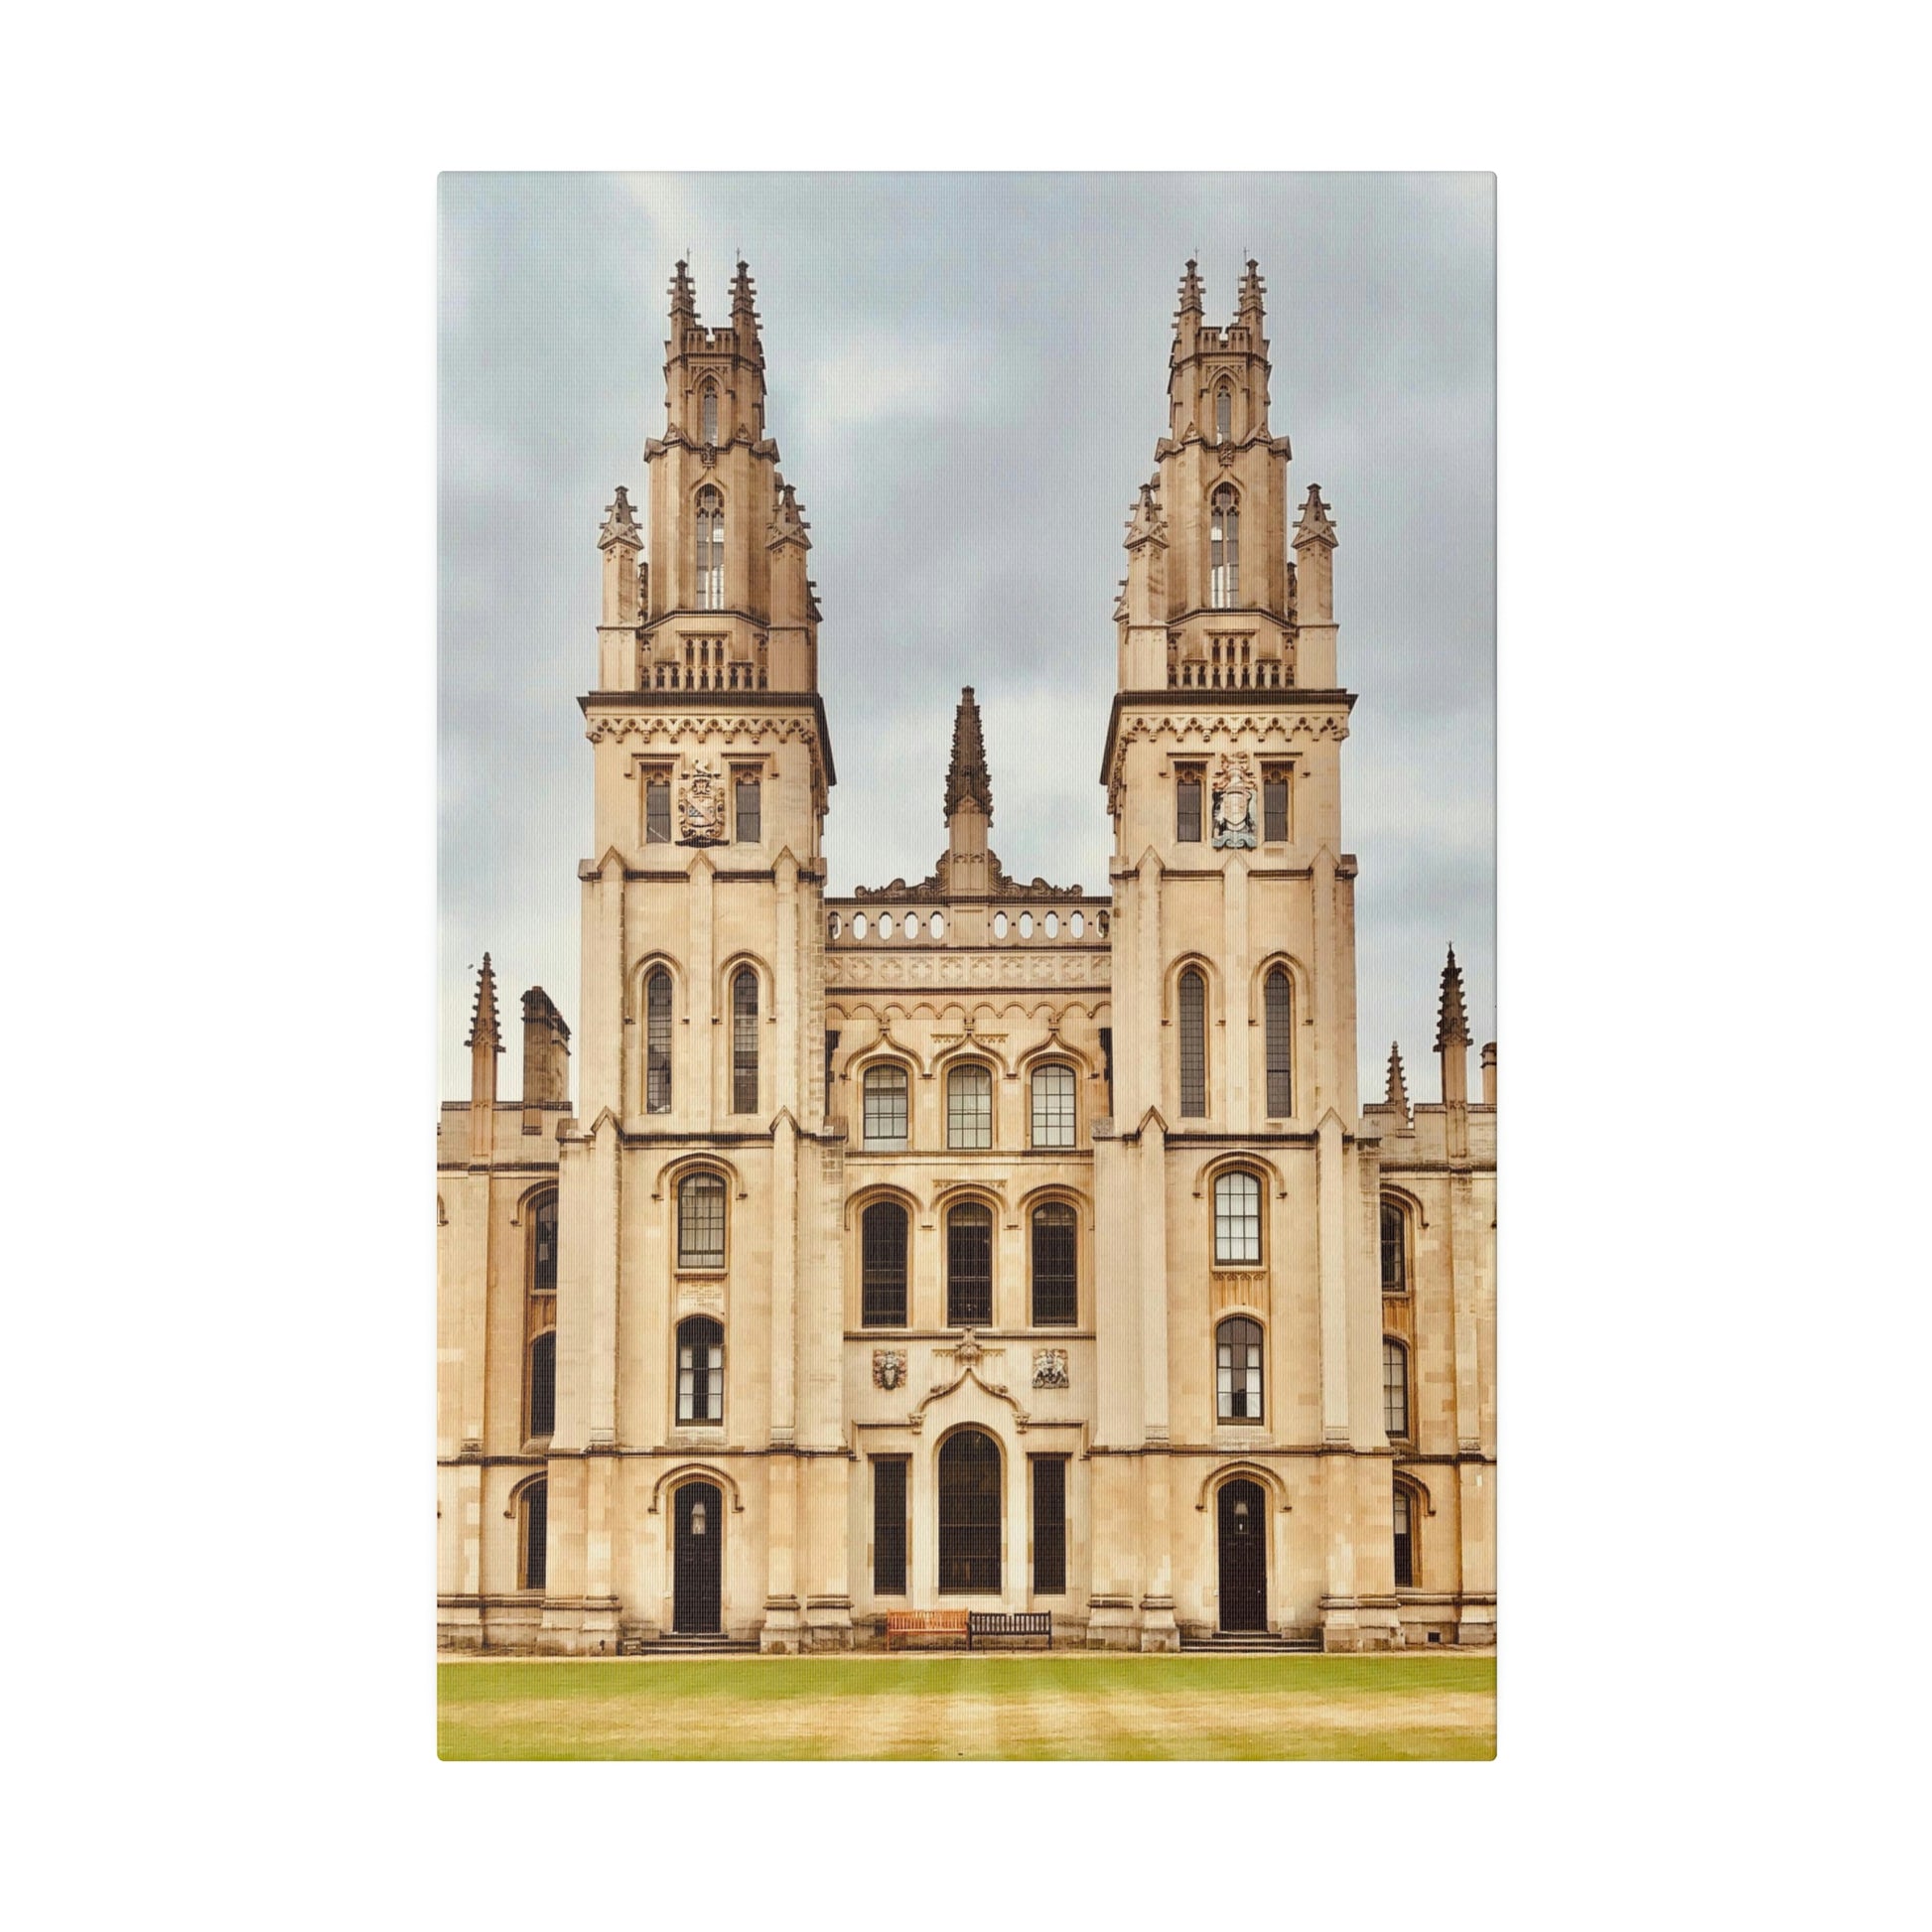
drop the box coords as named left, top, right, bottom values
left=1264, top=968, right=1293, bottom=1117
left=677, top=1172, right=727, bottom=1270
left=946, top=1202, right=993, bottom=1327
left=1381, top=1198, right=1410, bottom=1296
left=1031, top=1063, right=1076, bottom=1148
left=1215, top=384, right=1232, bottom=445
left=695, top=484, right=725, bottom=611
left=863, top=1064, right=908, bottom=1148
left=1210, top=484, right=1240, bottom=609
left=861, top=1200, right=909, bottom=1328
left=644, top=969, right=672, bottom=1113
left=1213, top=1171, right=1261, bottom=1266
left=1178, top=968, right=1207, bottom=1118
left=526, top=1330, right=556, bottom=1441
left=676, top=1315, right=724, bottom=1424
left=731, top=968, right=759, bottom=1114
left=946, top=1063, right=993, bottom=1150
left=1384, top=1338, right=1410, bottom=1438
left=1216, top=1315, right=1264, bottom=1422
left=700, top=384, right=719, bottom=446
left=1031, top=1201, right=1077, bottom=1326
left=518, top=1478, right=548, bottom=1591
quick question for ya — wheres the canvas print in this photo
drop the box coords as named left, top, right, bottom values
left=438, top=173, right=1495, bottom=1758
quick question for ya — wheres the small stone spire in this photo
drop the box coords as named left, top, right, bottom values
left=467, top=955, right=501, bottom=1157
left=730, top=258, right=760, bottom=349
left=944, top=686, right=993, bottom=822
left=467, top=953, right=501, bottom=1052
left=1293, top=483, right=1337, bottom=551
left=1385, top=1040, right=1410, bottom=1114
left=598, top=483, right=640, bottom=550
left=1237, top=257, right=1266, bottom=324
left=1175, top=257, right=1204, bottom=318
left=1124, top=479, right=1167, bottom=549
left=669, top=258, right=697, bottom=326
left=1435, top=946, right=1470, bottom=1051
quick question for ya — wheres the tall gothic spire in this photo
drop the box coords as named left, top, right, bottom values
left=944, top=686, right=993, bottom=820
left=1385, top=1040, right=1410, bottom=1114
left=1435, top=946, right=1470, bottom=1051
left=467, top=953, right=502, bottom=1052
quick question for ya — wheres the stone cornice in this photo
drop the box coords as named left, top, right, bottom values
left=581, top=691, right=836, bottom=785
left=1099, top=689, right=1355, bottom=789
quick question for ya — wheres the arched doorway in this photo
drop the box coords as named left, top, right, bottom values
left=673, top=1481, right=723, bottom=1633
left=937, top=1430, right=1002, bottom=1593
left=1216, top=1477, right=1268, bottom=1632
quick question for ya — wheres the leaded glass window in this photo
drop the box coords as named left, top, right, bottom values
left=645, top=969, right=672, bottom=1113
left=1031, top=1203, right=1077, bottom=1326
left=864, top=1064, right=908, bottom=1148
left=695, top=484, right=725, bottom=611
left=1384, top=1338, right=1410, bottom=1438
left=1393, top=1485, right=1414, bottom=1587
left=701, top=385, right=718, bottom=445
left=676, top=1315, right=724, bottom=1424
left=861, top=1201, right=908, bottom=1328
left=734, top=769, right=761, bottom=843
left=873, top=1458, right=907, bottom=1595
left=946, top=1063, right=992, bottom=1150
left=1262, top=765, right=1290, bottom=842
left=1216, top=1315, right=1264, bottom=1422
left=677, top=1173, right=726, bottom=1270
left=531, top=1192, right=559, bottom=1292
left=1381, top=1199, right=1408, bottom=1296
left=1175, top=764, right=1203, bottom=843
left=1210, top=484, right=1239, bottom=608
left=732, top=968, right=759, bottom=1114
left=938, top=1429, right=1001, bottom=1592
left=644, top=774, right=671, bottom=844
left=527, top=1331, right=555, bottom=1440
left=1213, top=1171, right=1261, bottom=1266
left=946, top=1204, right=993, bottom=1327
left=1031, top=1063, right=1075, bottom=1148
left=1264, top=969, right=1293, bottom=1117
left=520, top=1479, right=548, bottom=1590
left=1215, top=384, right=1232, bottom=445
left=1178, top=969, right=1207, bottom=1118
left=1032, top=1456, right=1067, bottom=1595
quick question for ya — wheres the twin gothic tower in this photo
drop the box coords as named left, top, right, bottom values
left=437, top=259, right=1498, bottom=1654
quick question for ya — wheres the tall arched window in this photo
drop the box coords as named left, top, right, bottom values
left=1264, top=968, right=1293, bottom=1117
left=1383, top=1338, right=1410, bottom=1438
left=677, top=1172, right=726, bottom=1270
left=1214, top=383, right=1232, bottom=444
left=1178, top=968, right=1207, bottom=1117
left=1216, top=1315, right=1264, bottom=1422
left=863, top=1064, right=908, bottom=1148
left=937, top=1429, right=1002, bottom=1592
left=946, top=1202, right=993, bottom=1326
left=518, top=1478, right=548, bottom=1591
left=531, top=1192, right=558, bottom=1293
left=1031, top=1201, right=1077, bottom=1325
left=1209, top=483, right=1239, bottom=608
left=645, top=969, right=673, bottom=1113
left=526, top=1330, right=556, bottom=1440
left=695, top=485, right=725, bottom=611
left=731, top=968, right=759, bottom=1114
left=700, top=383, right=718, bottom=446
left=1031, top=1063, right=1076, bottom=1148
left=676, top=1316, right=724, bottom=1424
left=1381, top=1198, right=1410, bottom=1296
left=861, top=1200, right=909, bottom=1327
left=946, top=1063, right=992, bottom=1150
left=1393, top=1483, right=1415, bottom=1587
left=1213, top=1170, right=1262, bottom=1266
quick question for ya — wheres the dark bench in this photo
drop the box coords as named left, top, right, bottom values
left=967, top=1611, right=1052, bottom=1650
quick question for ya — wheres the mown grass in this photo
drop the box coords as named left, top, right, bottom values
left=438, top=1652, right=1495, bottom=1760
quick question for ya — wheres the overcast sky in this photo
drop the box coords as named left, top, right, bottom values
left=439, top=173, right=1493, bottom=1104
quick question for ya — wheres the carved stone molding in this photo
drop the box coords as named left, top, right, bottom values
left=872, top=1348, right=907, bottom=1392
left=586, top=715, right=824, bottom=751
left=823, top=951, right=1110, bottom=989
left=1032, top=1348, right=1070, bottom=1390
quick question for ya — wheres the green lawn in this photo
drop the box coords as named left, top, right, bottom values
left=438, top=1652, right=1495, bottom=1760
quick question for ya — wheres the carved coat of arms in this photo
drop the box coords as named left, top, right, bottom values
left=872, top=1349, right=907, bottom=1392
left=1211, top=753, right=1259, bottom=850
left=1033, top=1348, right=1070, bottom=1391
left=678, top=759, right=727, bottom=845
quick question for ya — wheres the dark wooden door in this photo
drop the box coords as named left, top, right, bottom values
left=673, top=1482, right=723, bottom=1633
left=1217, top=1479, right=1267, bottom=1632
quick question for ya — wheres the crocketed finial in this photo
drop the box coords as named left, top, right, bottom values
left=944, top=686, right=993, bottom=822
left=1435, top=946, right=1470, bottom=1052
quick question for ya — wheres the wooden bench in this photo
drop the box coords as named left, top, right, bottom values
left=884, top=1609, right=969, bottom=1650
left=967, top=1611, right=1052, bottom=1650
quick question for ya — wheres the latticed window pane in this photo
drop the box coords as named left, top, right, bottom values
left=1384, top=1339, right=1409, bottom=1437
left=1178, top=969, right=1207, bottom=1117
left=1210, top=485, right=1240, bottom=608
left=527, top=1331, right=555, bottom=1440
left=732, top=968, right=759, bottom=1114
left=1262, top=767, right=1290, bottom=842
left=1213, top=1171, right=1261, bottom=1265
left=1216, top=1316, right=1264, bottom=1422
left=946, top=1064, right=992, bottom=1149
left=1032, top=1063, right=1076, bottom=1147
left=676, top=1316, right=724, bottom=1424
left=645, top=971, right=672, bottom=1113
left=1175, top=768, right=1203, bottom=843
left=1393, top=1486, right=1414, bottom=1587
left=947, top=1205, right=993, bottom=1326
left=695, top=485, right=725, bottom=611
left=701, top=386, right=718, bottom=445
left=644, top=777, right=671, bottom=844
left=1380, top=1200, right=1408, bottom=1295
left=861, top=1201, right=909, bottom=1327
left=521, top=1480, right=548, bottom=1590
left=873, top=1458, right=907, bottom=1595
left=1264, top=969, right=1293, bottom=1117
left=1031, top=1203, right=1078, bottom=1325
left=531, top=1193, right=559, bottom=1292
left=1032, top=1456, right=1067, bottom=1595
left=1215, top=385, right=1232, bottom=444
left=938, top=1430, right=1002, bottom=1592
left=864, top=1065, right=908, bottom=1148
left=677, top=1173, right=726, bottom=1269
left=734, top=771, right=761, bottom=843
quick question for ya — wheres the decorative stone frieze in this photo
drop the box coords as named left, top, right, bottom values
left=823, top=951, right=1109, bottom=988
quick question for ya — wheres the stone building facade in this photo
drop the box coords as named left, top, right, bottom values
left=436, top=259, right=1497, bottom=1654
